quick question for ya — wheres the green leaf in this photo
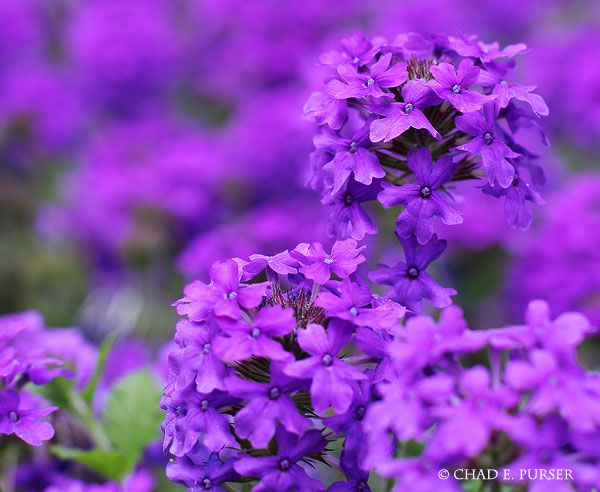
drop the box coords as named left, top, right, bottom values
left=30, top=377, right=76, bottom=412
left=102, top=369, right=163, bottom=459
left=81, top=333, right=117, bottom=405
left=51, top=446, right=134, bottom=481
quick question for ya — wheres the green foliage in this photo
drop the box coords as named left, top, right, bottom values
left=51, top=446, right=135, bottom=481
left=102, top=369, right=163, bottom=459
left=38, top=343, right=163, bottom=482
left=81, top=333, right=117, bottom=406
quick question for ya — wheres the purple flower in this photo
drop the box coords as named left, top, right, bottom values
left=291, top=239, right=366, bottom=284
left=166, top=449, right=238, bottom=492
left=226, top=367, right=310, bottom=448
left=234, top=428, right=325, bottom=492
left=451, top=36, right=528, bottom=63
left=492, top=81, right=549, bottom=117
left=326, top=53, right=407, bottom=100
left=243, top=251, right=299, bottom=279
left=316, top=278, right=406, bottom=328
left=369, top=80, right=441, bottom=142
left=378, top=148, right=462, bottom=244
left=162, top=389, right=237, bottom=456
left=303, top=91, right=348, bottom=130
left=169, top=319, right=228, bottom=393
left=369, top=235, right=456, bottom=310
left=321, top=180, right=379, bottom=240
left=315, top=122, right=384, bottom=193
left=505, top=350, right=600, bottom=432
left=213, top=306, right=295, bottom=362
left=284, top=322, right=367, bottom=413
left=319, top=31, right=379, bottom=70
left=428, top=59, right=492, bottom=113
left=0, top=391, right=56, bottom=446
left=455, top=103, right=520, bottom=187
left=386, top=306, right=485, bottom=374
left=175, top=259, right=269, bottom=321
left=429, top=366, right=518, bottom=458
left=483, top=168, right=544, bottom=230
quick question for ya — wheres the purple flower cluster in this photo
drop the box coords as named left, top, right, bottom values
left=0, top=311, right=69, bottom=446
left=306, top=31, right=548, bottom=310
left=362, top=300, right=600, bottom=491
left=163, top=241, right=600, bottom=490
left=162, top=240, right=406, bottom=491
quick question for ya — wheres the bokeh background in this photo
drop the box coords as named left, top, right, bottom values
left=1, top=0, right=599, bottom=355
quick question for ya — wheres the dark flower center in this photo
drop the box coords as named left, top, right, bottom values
left=420, top=186, right=432, bottom=198
left=343, top=192, right=354, bottom=207
left=200, top=399, right=209, bottom=411
left=268, top=386, right=281, bottom=400
left=483, top=132, right=494, bottom=145
left=407, top=267, right=420, bottom=279
left=278, top=458, right=291, bottom=471
left=404, top=103, right=414, bottom=114
left=251, top=328, right=261, bottom=338
left=452, top=84, right=462, bottom=94
left=357, top=482, right=368, bottom=491
left=355, top=405, right=366, bottom=421
left=349, top=141, right=358, bottom=153
left=175, top=405, right=187, bottom=417
left=9, top=411, right=19, bottom=422
left=365, top=77, right=375, bottom=88
left=322, top=353, right=334, bottom=367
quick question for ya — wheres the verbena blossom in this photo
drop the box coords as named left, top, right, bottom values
left=305, top=31, right=548, bottom=311
left=0, top=311, right=93, bottom=446
left=163, top=243, right=600, bottom=490
left=162, top=241, right=406, bottom=491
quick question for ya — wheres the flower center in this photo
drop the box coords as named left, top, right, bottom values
left=452, top=84, right=462, bottom=94
left=322, top=353, right=334, bottom=367
left=365, top=77, right=375, bottom=87
left=420, top=186, right=432, bottom=198
left=357, top=482, right=368, bottom=491
left=175, top=405, right=187, bottom=417
left=407, top=267, right=420, bottom=279
left=349, top=141, right=358, bottom=153
left=352, top=56, right=360, bottom=64
left=268, top=386, right=281, bottom=400
left=355, top=405, right=366, bottom=421
left=224, top=291, right=238, bottom=300
left=251, top=328, right=261, bottom=338
left=9, top=411, right=19, bottom=422
left=343, top=192, right=354, bottom=207
left=404, top=102, right=414, bottom=114
left=201, top=478, right=213, bottom=490
left=200, top=399, right=209, bottom=411
left=323, top=258, right=334, bottom=265
left=349, top=307, right=358, bottom=316
left=203, top=343, right=211, bottom=354
left=483, top=132, right=494, bottom=145
left=278, top=458, right=291, bottom=471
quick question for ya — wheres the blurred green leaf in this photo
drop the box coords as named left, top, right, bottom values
left=81, top=333, right=117, bottom=406
left=51, top=446, right=134, bottom=481
left=30, top=377, right=76, bottom=413
left=103, top=369, right=163, bottom=458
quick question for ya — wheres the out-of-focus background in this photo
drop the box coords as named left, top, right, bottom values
left=1, top=0, right=599, bottom=348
